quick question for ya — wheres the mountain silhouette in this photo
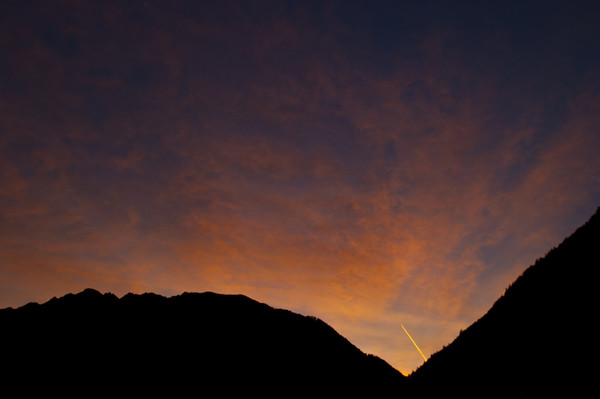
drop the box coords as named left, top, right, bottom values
left=2, top=208, right=598, bottom=396
left=1, top=289, right=404, bottom=396
left=407, top=207, right=600, bottom=397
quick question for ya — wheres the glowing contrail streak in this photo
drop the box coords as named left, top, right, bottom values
left=401, top=324, right=427, bottom=362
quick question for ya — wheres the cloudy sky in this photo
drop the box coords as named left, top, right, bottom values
left=1, top=0, right=599, bottom=374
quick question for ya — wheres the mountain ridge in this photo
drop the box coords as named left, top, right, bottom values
left=1, top=286, right=405, bottom=396
left=3, top=207, right=598, bottom=396
left=407, top=207, right=599, bottom=397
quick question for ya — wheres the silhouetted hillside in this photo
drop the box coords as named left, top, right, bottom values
left=4, top=209, right=597, bottom=397
left=408, top=207, right=600, bottom=397
left=1, top=289, right=405, bottom=396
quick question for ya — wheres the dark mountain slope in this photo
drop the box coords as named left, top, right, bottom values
left=1, top=289, right=405, bottom=396
left=5, top=208, right=597, bottom=397
left=408, top=207, right=600, bottom=397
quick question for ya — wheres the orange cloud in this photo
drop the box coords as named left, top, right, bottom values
left=2, top=1, right=600, bottom=376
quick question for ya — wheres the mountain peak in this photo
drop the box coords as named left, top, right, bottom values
left=1, top=288, right=404, bottom=396
left=80, top=287, right=102, bottom=296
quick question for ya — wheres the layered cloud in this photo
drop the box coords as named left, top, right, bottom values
left=1, top=1, right=599, bottom=374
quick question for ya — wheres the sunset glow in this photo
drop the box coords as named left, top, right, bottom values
left=1, top=1, right=599, bottom=375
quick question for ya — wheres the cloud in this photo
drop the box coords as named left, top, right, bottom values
left=1, top=0, right=600, bottom=375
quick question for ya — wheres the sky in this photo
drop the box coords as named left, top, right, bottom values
left=1, top=0, right=599, bottom=375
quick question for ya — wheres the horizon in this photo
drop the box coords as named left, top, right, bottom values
left=1, top=1, right=599, bottom=375
left=1, top=208, right=596, bottom=375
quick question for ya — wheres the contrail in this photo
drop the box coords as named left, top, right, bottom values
left=401, top=324, right=427, bottom=362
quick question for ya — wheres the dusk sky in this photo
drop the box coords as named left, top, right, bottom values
left=1, top=0, right=599, bottom=374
